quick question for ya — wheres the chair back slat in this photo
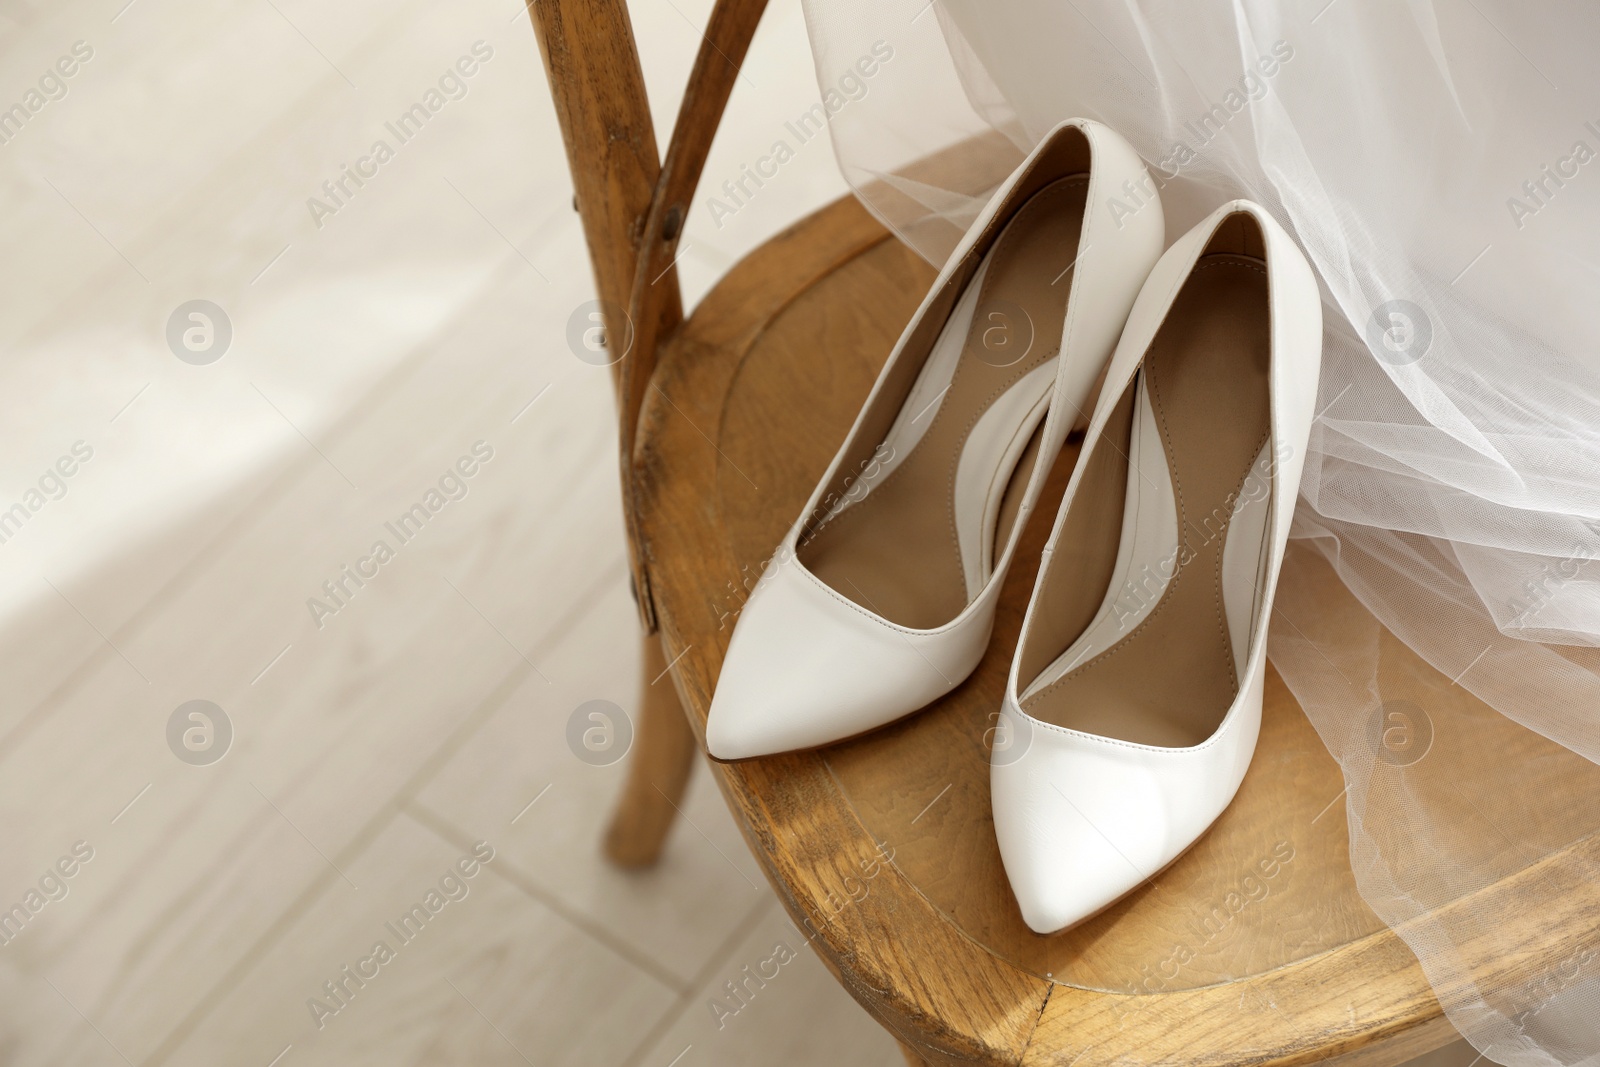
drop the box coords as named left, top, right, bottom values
left=530, top=0, right=661, bottom=356
left=531, top=0, right=768, bottom=631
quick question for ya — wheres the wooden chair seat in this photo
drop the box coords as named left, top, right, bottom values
left=634, top=194, right=1465, bottom=1066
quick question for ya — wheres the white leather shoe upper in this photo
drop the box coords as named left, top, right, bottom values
left=706, top=119, right=1165, bottom=761
left=992, top=200, right=1323, bottom=934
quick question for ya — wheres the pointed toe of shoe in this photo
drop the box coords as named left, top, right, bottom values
left=1003, top=843, right=1136, bottom=937
left=704, top=606, right=901, bottom=761
left=705, top=560, right=986, bottom=760
left=704, top=642, right=815, bottom=760
left=991, top=745, right=1166, bottom=933
left=993, top=800, right=1160, bottom=935
left=989, top=707, right=1253, bottom=935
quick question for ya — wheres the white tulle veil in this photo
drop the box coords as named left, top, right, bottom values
left=795, top=2, right=1600, bottom=1062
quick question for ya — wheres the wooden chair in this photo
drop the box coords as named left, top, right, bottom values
left=529, top=2, right=1541, bottom=1062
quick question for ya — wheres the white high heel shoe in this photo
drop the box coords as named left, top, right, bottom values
left=991, top=201, right=1322, bottom=935
left=705, top=120, right=1164, bottom=761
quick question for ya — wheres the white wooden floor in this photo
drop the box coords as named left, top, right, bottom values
left=0, top=0, right=901, bottom=1063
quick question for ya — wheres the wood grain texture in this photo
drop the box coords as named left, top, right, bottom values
left=529, top=0, right=667, bottom=630
left=535, top=0, right=770, bottom=633
left=527, top=0, right=663, bottom=365
left=620, top=0, right=770, bottom=595
left=622, top=191, right=1587, bottom=1065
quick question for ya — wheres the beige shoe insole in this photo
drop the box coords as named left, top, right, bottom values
left=1023, top=254, right=1271, bottom=747
left=798, top=177, right=1088, bottom=629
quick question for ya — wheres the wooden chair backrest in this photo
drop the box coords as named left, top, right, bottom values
left=530, top=0, right=770, bottom=632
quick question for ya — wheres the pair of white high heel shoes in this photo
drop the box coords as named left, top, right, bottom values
left=705, top=120, right=1322, bottom=935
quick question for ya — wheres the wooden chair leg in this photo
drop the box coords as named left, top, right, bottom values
left=898, top=1041, right=931, bottom=1066
left=603, top=633, right=697, bottom=867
